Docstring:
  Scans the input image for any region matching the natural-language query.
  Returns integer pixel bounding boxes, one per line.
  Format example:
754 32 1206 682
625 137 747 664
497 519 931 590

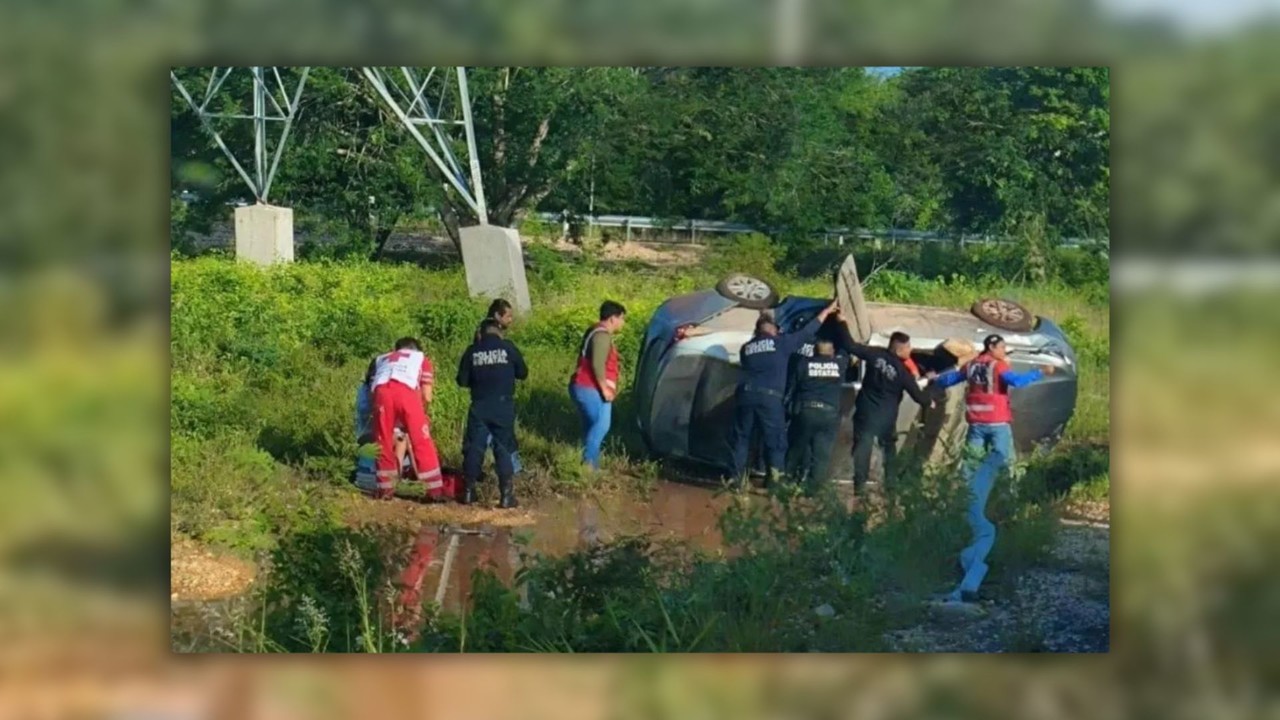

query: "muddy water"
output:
171 482 732 649
411 482 730 613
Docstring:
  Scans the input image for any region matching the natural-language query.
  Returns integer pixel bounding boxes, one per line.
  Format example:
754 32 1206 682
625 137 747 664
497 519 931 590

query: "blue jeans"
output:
956 422 1014 596
569 383 612 470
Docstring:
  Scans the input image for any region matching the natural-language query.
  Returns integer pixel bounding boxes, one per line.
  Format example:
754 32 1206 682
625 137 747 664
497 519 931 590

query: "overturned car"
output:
633 258 1078 481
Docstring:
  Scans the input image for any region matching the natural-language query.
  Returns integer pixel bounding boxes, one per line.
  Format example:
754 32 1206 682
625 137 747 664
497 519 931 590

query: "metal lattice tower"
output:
361 67 488 224
170 66 488 224
170 67 311 203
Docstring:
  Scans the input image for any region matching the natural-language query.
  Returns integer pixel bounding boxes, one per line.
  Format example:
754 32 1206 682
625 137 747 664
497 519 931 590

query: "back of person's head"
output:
488 298 513 319
599 300 627 322
983 334 1004 352
755 313 778 336
479 318 503 337
815 340 835 357
394 337 421 351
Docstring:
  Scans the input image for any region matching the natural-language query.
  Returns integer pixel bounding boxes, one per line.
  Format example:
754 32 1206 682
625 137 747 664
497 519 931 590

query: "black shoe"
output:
498 477 518 509
461 480 477 505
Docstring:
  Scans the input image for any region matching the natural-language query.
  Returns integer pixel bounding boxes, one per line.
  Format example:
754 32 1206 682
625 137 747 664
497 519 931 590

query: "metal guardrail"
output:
529 212 1102 248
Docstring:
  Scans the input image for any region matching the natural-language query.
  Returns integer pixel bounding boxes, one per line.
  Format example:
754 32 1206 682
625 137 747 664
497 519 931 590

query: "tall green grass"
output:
171 238 1108 554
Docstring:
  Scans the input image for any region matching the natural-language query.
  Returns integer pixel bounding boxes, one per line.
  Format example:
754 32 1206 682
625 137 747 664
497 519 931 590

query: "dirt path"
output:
885 517 1111 652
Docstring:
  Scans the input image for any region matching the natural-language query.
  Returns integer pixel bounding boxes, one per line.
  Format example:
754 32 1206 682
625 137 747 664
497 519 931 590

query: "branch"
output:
861 256 895 287
526 117 551 170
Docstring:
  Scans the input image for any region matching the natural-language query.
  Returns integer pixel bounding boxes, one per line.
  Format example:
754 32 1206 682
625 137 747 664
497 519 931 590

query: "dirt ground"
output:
885 517 1111 652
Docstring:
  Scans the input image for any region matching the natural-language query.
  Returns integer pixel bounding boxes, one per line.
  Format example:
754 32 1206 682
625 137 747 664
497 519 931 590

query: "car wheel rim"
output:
980 299 1026 326
726 276 771 301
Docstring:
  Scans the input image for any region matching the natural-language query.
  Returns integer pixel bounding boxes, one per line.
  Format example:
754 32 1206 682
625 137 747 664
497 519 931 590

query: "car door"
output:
834 254 873 343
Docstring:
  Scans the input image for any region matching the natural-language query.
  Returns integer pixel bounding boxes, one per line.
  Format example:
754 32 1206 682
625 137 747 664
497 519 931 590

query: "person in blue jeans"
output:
568 301 627 470
930 334 1056 602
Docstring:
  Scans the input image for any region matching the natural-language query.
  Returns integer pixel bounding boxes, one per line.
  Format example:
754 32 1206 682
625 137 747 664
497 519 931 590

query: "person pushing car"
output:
785 339 851 494
847 331 935 495
728 300 838 488
457 318 528 508
928 333 1055 604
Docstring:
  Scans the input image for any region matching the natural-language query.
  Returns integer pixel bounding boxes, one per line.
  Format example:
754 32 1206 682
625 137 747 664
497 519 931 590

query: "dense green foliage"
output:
172 67 1109 254
171 239 1107 569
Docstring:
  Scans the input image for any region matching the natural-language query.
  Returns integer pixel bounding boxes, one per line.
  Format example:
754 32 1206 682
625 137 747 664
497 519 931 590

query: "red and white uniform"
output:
370 349 443 498
570 323 620 397
964 353 1014 425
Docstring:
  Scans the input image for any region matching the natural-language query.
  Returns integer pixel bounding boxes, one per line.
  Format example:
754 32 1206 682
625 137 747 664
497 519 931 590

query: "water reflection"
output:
416 482 729 613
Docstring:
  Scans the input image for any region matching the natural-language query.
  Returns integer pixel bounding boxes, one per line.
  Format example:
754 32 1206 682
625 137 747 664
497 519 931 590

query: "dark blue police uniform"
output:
456 333 528 507
785 352 851 491
729 317 823 482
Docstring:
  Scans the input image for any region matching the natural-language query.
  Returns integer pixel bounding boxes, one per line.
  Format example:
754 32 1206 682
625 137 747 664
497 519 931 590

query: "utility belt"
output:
741 384 784 399
798 399 838 412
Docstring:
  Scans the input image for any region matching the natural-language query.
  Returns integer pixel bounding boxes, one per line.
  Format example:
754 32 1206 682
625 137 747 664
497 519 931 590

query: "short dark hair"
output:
755 314 777 334
394 337 421 351
889 331 911 346
600 300 627 321
479 318 503 336
487 298 513 318
984 334 1005 351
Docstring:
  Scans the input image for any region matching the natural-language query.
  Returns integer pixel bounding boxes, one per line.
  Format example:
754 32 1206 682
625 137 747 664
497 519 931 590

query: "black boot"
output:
498 476 518 509
461 478 478 505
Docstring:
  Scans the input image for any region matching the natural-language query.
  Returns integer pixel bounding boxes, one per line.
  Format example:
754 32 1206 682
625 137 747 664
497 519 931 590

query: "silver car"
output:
633 258 1078 481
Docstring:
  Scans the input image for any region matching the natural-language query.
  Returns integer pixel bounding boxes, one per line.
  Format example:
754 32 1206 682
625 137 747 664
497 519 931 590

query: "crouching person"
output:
370 338 444 499
457 319 528 508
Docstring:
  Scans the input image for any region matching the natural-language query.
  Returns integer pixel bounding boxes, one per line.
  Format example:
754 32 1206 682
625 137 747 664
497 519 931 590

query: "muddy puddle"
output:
171 481 731 649
406 481 730 613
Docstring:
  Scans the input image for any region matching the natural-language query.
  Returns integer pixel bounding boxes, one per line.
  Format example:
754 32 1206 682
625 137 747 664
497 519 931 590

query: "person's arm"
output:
931 368 966 389
900 362 932 406
589 332 616 400
829 318 861 355
510 342 529 381
999 366 1053 388
456 347 473 388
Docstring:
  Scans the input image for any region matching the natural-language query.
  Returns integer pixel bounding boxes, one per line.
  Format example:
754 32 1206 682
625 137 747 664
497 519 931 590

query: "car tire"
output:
715 273 779 309
971 297 1035 333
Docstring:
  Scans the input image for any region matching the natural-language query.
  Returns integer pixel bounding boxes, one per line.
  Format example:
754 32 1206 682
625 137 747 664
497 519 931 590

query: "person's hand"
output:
1040 364 1056 375
925 370 938 380
602 388 617 403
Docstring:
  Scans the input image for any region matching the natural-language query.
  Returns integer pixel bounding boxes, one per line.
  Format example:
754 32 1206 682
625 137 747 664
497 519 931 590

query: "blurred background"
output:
4 0 1280 716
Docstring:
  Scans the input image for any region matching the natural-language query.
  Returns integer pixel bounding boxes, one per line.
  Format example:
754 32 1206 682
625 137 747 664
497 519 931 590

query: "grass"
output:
170 235 1109 651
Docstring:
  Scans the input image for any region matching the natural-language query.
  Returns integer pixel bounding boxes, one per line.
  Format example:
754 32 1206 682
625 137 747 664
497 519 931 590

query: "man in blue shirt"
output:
930 334 1056 602
729 301 838 487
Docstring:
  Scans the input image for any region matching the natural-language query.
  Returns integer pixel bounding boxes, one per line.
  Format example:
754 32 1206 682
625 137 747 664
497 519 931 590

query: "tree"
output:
435 67 647 249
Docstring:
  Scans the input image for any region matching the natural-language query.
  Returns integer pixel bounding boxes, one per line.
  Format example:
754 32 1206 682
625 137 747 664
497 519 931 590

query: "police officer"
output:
456 319 529 508
729 301 838 487
785 311 862 459
468 298 523 476
785 340 851 494
848 331 934 495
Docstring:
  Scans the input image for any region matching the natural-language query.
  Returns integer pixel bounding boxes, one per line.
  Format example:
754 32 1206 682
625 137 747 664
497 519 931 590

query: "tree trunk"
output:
371 212 401 260
439 200 463 254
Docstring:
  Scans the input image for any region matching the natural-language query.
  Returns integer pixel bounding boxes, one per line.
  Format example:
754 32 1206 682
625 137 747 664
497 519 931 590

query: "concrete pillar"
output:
233 203 294 265
458 224 532 314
